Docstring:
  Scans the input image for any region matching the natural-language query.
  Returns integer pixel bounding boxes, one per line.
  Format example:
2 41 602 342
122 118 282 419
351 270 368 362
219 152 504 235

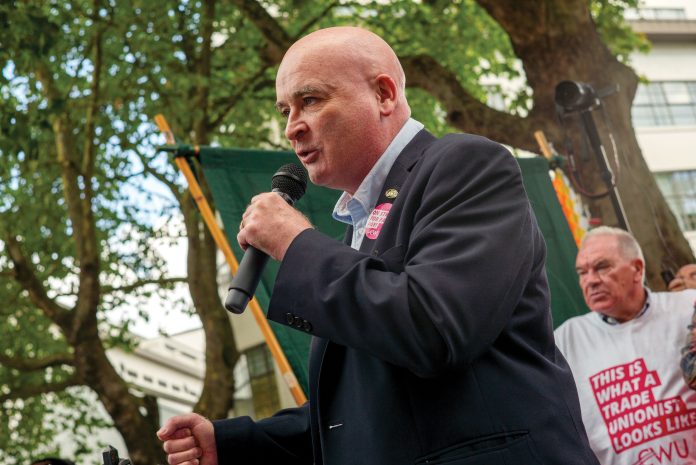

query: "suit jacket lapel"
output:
358 129 436 254
309 130 436 394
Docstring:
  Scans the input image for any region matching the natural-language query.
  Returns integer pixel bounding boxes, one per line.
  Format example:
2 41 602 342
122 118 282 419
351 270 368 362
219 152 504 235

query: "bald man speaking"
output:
158 27 599 465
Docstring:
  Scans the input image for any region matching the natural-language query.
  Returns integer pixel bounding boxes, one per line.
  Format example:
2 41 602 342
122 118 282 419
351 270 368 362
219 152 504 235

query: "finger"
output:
157 414 200 439
237 230 249 251
163 435 198 454
169 428 192 440
241 208 253 225
158 425 188 441
170 460 198 465
166 447 202 465
166 457 199 465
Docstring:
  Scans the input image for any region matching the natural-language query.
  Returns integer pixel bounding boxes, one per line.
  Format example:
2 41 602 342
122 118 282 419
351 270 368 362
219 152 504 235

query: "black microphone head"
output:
272 163 308 203
555 80 599 113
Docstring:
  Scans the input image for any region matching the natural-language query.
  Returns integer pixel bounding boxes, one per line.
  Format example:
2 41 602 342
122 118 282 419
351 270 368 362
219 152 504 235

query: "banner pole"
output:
155 114 307 406
534 130 585 246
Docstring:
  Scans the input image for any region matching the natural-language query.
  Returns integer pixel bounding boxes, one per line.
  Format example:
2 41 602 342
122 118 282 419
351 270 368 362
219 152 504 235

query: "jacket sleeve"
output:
268 135 545 378
213 403 312 465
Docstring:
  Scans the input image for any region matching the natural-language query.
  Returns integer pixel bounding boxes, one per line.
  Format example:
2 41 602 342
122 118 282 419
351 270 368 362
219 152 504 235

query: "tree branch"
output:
294 1 341 37
0 352 74 372
4 235 72 329
140 157 183 201
68 0 104 343
208 66 271 130
401 54 552 150
82 6 104 180
0 377 80 403
229 0 294 62
35 58 101 340
101 277 188 295
228 1 555 150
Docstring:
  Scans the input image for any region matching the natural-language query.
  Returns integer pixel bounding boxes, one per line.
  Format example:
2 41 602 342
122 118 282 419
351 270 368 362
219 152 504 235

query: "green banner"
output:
198 147 588 395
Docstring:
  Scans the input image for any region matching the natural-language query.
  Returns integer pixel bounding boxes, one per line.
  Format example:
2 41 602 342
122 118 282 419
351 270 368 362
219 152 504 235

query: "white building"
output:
627 0 696 250
83 319 295 461
108 329 205 422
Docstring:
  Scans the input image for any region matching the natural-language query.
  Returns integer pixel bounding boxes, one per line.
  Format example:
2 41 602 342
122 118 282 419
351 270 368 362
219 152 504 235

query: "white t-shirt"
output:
555 290 696 465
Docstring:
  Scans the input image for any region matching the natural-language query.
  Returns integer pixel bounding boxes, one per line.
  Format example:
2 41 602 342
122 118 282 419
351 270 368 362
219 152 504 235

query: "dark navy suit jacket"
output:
214 131 599 465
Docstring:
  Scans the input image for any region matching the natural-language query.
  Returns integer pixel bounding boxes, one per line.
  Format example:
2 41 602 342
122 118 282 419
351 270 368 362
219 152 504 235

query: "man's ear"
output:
375 74 398 116
632 258 645 283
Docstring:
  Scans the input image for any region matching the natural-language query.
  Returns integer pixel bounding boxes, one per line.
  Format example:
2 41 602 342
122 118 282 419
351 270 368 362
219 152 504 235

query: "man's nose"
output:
285 115 307 141
580 270 601 287
586 271 603 285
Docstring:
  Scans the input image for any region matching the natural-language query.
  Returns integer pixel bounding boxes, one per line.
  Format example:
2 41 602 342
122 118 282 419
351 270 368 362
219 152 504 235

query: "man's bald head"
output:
279 27 407 100
275 27 412 194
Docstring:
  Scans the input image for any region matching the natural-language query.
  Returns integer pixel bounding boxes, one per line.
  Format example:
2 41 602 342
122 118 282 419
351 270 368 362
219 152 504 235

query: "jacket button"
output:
302 320 312 332
285 313 295 325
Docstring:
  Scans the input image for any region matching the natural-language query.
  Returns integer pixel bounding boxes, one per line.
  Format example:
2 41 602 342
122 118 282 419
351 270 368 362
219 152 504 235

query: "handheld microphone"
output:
225 163 308 314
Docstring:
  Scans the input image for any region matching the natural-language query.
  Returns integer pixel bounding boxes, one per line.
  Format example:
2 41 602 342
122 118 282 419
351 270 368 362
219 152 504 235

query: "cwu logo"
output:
631 439 690 465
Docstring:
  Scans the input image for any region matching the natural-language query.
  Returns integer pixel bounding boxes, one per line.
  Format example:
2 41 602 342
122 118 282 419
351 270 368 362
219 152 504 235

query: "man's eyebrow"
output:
276 86 320 111
293 85 325 98
275 84 336 111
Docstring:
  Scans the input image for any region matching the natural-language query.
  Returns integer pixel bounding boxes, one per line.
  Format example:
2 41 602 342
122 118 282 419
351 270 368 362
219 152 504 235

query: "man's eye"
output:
303 97 316 105
596 264 612 274
280 108 290 118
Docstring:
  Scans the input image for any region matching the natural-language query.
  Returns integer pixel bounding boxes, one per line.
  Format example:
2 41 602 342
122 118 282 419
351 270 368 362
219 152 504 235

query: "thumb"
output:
157 413 201 440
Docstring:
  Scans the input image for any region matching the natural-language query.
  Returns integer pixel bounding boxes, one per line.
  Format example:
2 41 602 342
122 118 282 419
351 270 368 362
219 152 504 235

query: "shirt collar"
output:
333 118 424 224
598 288 652 325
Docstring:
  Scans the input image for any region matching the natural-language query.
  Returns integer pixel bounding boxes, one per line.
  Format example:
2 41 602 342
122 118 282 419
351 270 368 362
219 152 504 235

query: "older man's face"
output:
275 45 385 195
668 264 696 292
575 235 644 321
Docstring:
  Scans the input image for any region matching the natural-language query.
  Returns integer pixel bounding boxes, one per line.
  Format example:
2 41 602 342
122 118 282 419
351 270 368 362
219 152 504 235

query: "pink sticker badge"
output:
365 203 392 240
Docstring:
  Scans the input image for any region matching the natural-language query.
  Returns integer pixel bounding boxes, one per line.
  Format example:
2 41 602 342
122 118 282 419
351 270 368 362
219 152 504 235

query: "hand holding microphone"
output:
226 164 309 314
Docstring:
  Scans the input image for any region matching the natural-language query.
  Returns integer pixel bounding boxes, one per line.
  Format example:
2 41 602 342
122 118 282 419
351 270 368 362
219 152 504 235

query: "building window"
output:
245 344 280 419
632 82 696 127
655 171 696 231
625 8 687 20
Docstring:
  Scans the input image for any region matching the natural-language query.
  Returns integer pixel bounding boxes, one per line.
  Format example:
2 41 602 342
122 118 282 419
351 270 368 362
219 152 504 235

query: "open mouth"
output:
297 148 319 163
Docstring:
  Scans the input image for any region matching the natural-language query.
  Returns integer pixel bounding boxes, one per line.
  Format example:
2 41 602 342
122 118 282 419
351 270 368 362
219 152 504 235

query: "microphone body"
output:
225 164 307 314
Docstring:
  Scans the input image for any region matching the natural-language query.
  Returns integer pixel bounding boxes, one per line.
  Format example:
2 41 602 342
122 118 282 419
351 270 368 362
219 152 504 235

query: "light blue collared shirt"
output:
332 118 424 250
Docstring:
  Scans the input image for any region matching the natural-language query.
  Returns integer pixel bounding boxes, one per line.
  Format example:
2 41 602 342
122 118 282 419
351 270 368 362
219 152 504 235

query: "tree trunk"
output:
181 186 239 419
475 0 694 289
170 0 240 417
74 327 166 464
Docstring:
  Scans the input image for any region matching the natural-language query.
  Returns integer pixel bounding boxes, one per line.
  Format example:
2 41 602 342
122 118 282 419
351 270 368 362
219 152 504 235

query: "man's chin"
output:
306 171 334 190
308 173 327 188
588 300 613 313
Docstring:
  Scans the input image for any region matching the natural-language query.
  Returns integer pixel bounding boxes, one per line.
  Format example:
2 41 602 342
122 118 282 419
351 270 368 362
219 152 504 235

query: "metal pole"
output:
579 111 631 232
